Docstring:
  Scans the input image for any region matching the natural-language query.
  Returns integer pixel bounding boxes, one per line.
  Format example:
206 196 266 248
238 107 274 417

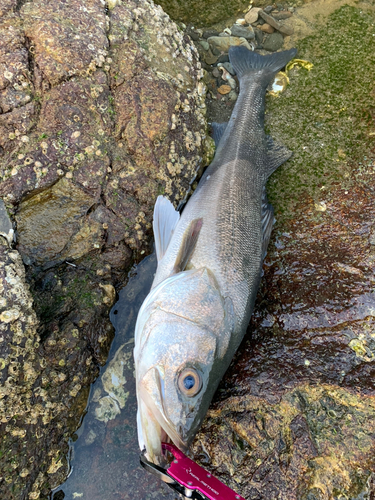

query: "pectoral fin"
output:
173 218 203 273
153 196 180 262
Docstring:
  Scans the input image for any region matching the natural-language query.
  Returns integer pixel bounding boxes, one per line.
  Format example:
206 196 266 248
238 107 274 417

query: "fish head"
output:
134 267 233 463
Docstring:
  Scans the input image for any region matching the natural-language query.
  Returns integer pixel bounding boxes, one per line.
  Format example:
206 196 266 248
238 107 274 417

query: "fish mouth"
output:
138 371 187 464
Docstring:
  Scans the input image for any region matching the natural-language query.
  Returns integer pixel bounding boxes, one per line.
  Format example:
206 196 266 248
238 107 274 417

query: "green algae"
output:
266 5 375 220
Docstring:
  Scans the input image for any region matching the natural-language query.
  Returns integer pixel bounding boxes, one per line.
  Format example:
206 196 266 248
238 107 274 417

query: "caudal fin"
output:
229 46 297 84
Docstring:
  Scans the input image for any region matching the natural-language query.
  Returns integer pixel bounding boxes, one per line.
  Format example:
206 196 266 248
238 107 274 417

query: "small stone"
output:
208 36 252 53
245 7 261 24
71 131 81 139
188 30 200 41
261 23 275 34
230 24 255 40
263 32 284 51
212 67 221 78
217 54 229 63
314 201 327 212
236 19 247 25
221 62 235 75
273 11 292 20
259 10 294 35
199 40 209 51
217 85 231 95
264 5 274 13
203 30 220 39
204 51 218 65
228 90 238 101
254 28 264 46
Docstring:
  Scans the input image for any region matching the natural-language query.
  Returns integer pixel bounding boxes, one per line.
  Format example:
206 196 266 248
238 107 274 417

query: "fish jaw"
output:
137 367 188 464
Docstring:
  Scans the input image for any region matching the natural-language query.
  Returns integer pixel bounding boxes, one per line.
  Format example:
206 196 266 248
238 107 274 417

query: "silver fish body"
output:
134 46 297 463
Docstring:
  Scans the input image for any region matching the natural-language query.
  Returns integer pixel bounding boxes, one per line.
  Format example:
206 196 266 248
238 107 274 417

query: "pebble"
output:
221 62 235 75
205 50 218 64
188 30 200 41
259 11 294 36
203 30 220 39
261 23 275 34
273 11 292 20
217 54 229 63
212 67 221 78
230 24 255 40
199 40 210 51
208 36 252 52
235 19 247 25
245 7 261 25
263 5 274 13
263 31 284 51
254 28 264 46
218 85 231 95
228 90 238 101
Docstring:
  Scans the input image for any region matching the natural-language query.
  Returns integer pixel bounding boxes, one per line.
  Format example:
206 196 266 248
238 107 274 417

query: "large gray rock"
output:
0 0 208 498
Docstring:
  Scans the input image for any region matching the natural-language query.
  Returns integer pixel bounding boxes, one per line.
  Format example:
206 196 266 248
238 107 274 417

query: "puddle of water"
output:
51 254 178 500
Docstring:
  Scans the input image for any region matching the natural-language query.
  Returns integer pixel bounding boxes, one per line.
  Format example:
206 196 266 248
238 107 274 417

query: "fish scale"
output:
134 45 297 467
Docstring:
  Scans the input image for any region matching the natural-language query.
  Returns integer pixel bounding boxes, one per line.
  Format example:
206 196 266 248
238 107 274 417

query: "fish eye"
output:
178 368 202 397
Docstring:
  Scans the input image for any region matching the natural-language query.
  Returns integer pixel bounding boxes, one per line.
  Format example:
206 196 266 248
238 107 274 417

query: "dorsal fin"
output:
212 122 228 147
153 195 180 262
265 135 293 178
173 218 203 274
261 187 275 258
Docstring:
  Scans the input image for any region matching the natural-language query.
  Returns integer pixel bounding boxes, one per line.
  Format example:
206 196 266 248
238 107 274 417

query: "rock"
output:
273 11 293 20
261 23 275 33
212 67 221 78
203 29 220 39
217 84 231 95
0 0 209 498
187 30 200 41
220 62 236 75
199 40 210 51
228 90 238 101
230 24 255 40
208 35 252 52
254 28 264 46
245 7 261 25
259 10 294 35
217 53 230 63
204 50 218 64
263 5 274 13
263 31 284 51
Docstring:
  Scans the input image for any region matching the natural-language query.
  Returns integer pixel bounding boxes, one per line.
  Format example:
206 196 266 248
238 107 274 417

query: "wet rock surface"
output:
0 0 207 498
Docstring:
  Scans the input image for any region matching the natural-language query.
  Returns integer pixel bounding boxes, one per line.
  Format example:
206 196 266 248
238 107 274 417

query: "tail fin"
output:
229 46 297 84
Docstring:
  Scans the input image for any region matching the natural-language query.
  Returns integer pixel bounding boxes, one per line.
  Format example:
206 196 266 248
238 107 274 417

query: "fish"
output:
134 45 297 463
